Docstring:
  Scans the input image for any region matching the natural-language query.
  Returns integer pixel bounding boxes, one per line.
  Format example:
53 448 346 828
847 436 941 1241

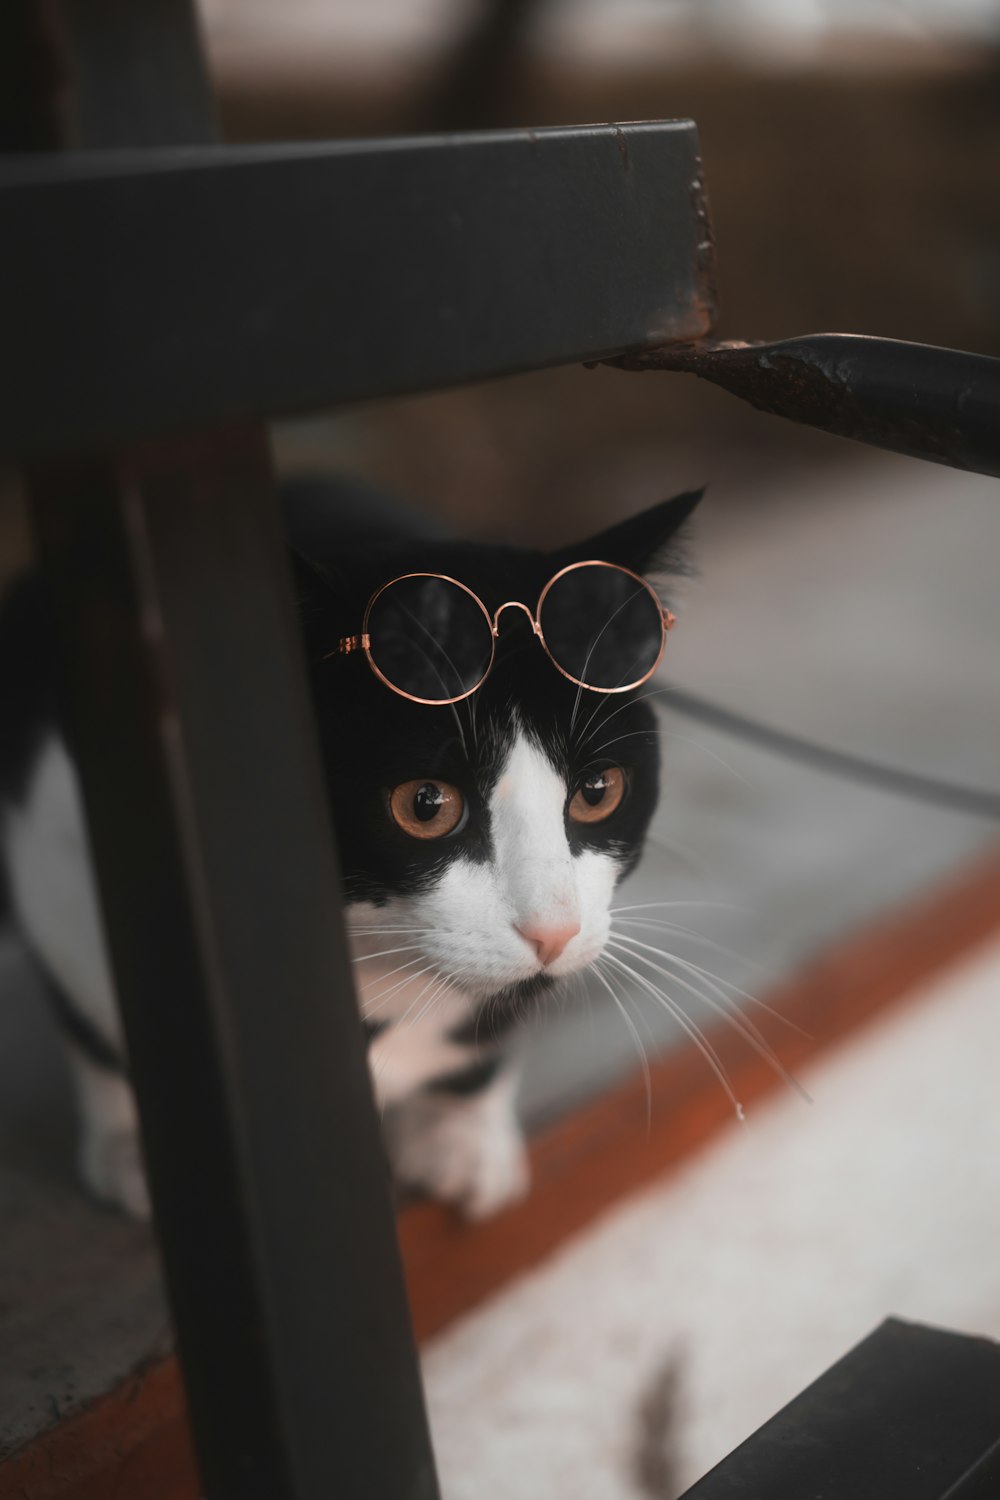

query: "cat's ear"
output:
558 489 704 577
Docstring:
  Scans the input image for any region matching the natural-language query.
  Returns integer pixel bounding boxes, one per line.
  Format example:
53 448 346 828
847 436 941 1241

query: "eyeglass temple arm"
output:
325 633 371 660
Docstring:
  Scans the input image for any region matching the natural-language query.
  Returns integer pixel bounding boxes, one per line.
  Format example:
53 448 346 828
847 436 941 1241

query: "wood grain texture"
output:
3 842 999 1498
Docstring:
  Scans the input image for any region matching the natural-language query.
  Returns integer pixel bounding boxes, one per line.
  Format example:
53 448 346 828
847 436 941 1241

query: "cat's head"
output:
294 489 701 1018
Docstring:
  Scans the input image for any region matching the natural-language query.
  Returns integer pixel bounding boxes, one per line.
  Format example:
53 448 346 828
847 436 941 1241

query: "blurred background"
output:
2 2 1000 1495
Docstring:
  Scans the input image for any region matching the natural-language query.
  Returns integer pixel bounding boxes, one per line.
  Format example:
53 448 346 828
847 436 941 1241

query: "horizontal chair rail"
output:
0 123 714 458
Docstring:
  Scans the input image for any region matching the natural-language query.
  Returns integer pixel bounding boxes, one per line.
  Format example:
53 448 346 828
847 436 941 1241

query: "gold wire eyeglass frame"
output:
328 564 680 708
327 560 677 707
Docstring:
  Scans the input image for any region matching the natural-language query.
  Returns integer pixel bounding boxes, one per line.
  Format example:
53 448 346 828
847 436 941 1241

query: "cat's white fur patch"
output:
387 1066 528 1220
349 731 617 998
70 1047 151 1219
366 984 474 1107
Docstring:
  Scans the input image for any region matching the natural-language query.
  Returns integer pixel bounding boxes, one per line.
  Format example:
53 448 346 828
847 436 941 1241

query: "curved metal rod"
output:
607 334 1000 479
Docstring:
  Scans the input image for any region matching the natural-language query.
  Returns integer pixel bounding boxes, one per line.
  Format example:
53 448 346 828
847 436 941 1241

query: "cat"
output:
0 479 700 1220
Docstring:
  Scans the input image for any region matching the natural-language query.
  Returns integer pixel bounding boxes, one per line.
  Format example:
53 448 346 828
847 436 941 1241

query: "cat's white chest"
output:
352 948 477 1106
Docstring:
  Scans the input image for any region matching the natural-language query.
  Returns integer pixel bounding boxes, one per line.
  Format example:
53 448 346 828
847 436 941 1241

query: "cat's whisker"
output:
362 961 439 1016
600 948 746 1123
655 723 753 787
388 970 443 1031
607 934 810 1100
390 598 472 760
448 701 469 763
611 914 724 942
368 971 460 1120
395 963 460 1032
403 968 463 1036
574 682 679 757
466 684 480 755
643 834 706 878
591 956 652 1131
368 969 452 1067
362 975 436 1022
616 964 661 1087
583 727 660 759
611 912 803 1032
611 920 809 1039
467 994 493 1049
569 616 665 754
607 933 782 1058
606 936 763 1058
348 933 434 941
566 585 650 742
346 925 436 934
610 899 744 916
612 915 771 982
412 971 455 1026
573 671 648 752
568 672 587 742
356 951 428 988
568 631 647 746
351 943 426 965
483 995 508 1047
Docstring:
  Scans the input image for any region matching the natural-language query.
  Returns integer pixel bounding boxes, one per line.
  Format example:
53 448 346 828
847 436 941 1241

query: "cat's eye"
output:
568 767 626 824
389 779 466 840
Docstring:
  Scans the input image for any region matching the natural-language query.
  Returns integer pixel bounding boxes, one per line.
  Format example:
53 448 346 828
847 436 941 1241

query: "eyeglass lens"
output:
366 575 494 703
539 565 664 690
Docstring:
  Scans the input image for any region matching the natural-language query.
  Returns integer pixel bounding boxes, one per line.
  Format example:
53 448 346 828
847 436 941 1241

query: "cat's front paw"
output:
391 1093 530 1221
80 1127 151 1220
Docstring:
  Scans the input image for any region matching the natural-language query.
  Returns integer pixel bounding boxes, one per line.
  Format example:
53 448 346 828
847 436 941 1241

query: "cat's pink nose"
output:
516 920 581 967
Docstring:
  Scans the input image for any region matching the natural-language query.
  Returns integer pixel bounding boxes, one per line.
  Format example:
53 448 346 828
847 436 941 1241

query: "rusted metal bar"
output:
608 334 1000 478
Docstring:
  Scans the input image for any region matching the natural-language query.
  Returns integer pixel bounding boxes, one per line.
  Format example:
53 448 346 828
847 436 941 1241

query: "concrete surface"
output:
423 928 1000 1498
0 943 169 1459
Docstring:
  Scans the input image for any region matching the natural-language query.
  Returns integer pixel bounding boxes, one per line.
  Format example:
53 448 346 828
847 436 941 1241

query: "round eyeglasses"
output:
328 560 676 707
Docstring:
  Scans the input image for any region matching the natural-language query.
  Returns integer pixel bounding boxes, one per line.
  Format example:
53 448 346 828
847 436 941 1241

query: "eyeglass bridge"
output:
491 600 542 637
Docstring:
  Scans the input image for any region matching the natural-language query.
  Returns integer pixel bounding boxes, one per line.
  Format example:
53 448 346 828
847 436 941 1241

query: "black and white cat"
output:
0 481 699 1220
